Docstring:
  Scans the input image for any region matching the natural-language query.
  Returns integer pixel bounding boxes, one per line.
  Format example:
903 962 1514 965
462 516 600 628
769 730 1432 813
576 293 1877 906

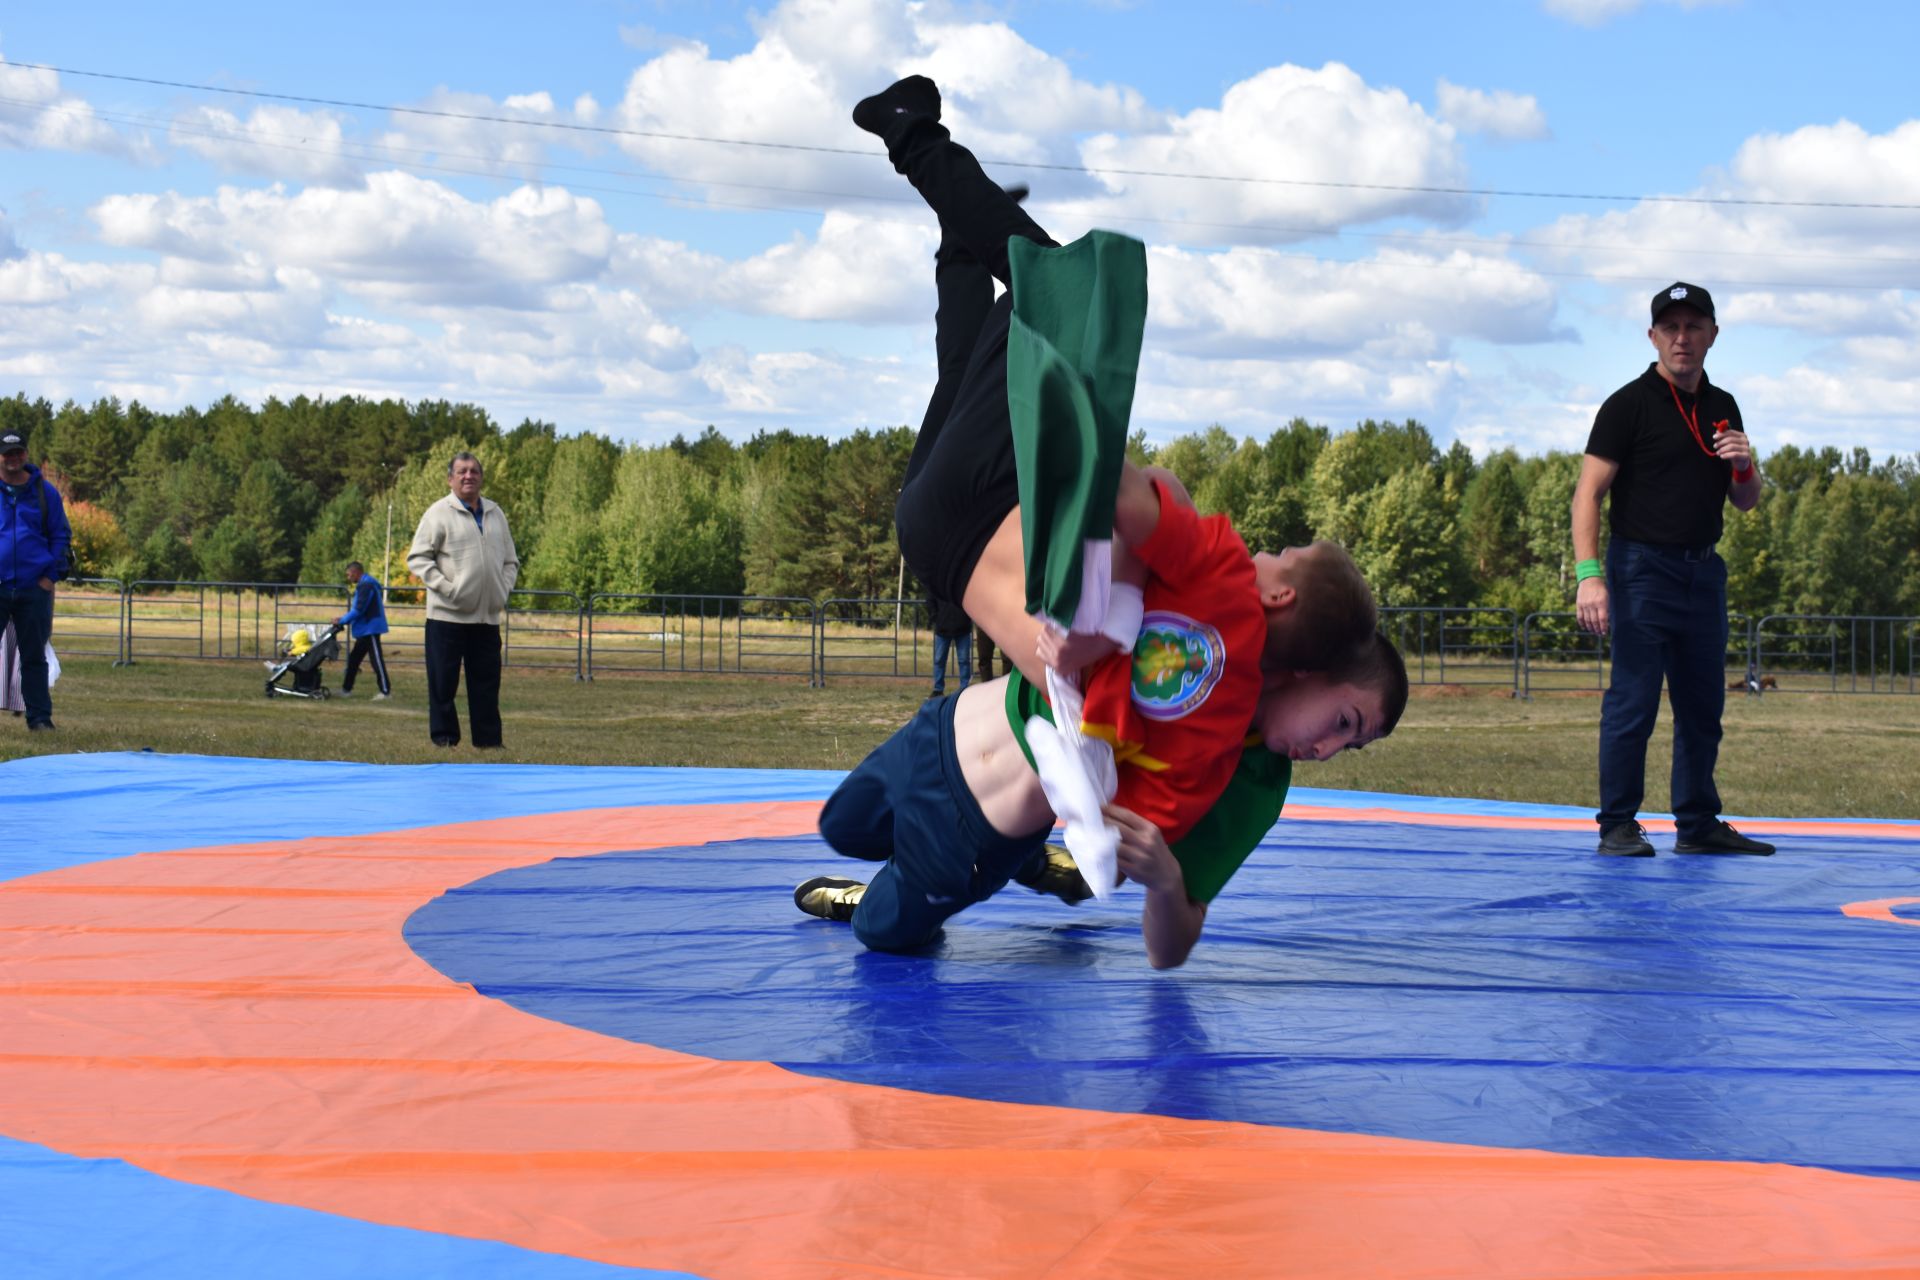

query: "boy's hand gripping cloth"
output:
1006 230 1148 635
1025 666 1120 902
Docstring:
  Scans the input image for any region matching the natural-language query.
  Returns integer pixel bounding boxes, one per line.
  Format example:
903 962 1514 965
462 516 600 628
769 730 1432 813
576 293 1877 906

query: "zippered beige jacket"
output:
406 493 520 624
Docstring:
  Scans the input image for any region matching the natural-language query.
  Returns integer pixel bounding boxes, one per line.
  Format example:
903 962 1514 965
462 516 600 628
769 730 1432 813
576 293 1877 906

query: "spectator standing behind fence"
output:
929 596 972 696
407 452 518 749
334 560 392 701
1572 282 1772 859
0 427 70 733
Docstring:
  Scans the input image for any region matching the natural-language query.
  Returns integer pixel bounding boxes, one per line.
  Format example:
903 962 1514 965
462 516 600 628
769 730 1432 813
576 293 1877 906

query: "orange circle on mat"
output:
3 800 1920 1278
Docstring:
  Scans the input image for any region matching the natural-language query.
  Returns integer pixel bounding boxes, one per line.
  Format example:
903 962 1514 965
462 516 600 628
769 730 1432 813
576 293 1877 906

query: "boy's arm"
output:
1106 803 1206 969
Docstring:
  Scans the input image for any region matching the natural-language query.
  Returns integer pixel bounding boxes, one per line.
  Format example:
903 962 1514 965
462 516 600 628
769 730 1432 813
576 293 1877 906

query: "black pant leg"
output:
903 242 997 489
887 118 1056 284
342 635 368 691
423 619 463 745
366 634 391 696
463 623 504 748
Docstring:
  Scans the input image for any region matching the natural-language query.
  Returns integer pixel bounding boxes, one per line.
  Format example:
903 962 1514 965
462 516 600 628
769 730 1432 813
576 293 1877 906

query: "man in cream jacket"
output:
407 451 519 748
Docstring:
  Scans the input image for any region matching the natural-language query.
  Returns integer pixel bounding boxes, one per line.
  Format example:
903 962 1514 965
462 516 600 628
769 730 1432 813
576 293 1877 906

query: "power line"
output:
10 93 1920 289
15 60 1920 212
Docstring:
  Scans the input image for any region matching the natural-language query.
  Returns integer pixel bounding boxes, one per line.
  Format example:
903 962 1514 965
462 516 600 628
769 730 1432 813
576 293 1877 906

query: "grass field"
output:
6 657 1917 821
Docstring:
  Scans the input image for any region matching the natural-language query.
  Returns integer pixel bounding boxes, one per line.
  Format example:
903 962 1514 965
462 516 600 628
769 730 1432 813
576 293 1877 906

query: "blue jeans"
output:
1597 539 1728 839
817 692 1047 951
930 632 971 695
0 585 55 726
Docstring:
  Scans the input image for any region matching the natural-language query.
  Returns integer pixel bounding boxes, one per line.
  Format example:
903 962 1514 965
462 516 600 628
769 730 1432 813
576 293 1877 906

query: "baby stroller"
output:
265 623 343 700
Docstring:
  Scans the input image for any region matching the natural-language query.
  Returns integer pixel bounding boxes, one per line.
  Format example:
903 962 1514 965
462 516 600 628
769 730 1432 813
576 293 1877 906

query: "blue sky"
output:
3 0 1917 457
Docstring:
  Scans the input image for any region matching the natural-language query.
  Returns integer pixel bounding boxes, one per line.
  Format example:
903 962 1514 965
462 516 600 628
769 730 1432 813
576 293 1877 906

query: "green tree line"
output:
4 392 1916 620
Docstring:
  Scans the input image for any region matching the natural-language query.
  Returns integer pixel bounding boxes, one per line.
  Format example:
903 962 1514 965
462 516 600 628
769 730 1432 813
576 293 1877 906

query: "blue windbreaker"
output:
0 464 72 589
337 573 390 637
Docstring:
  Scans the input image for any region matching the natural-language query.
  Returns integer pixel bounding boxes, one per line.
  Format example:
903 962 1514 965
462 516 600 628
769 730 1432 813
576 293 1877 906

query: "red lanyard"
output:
1666 379 1723 460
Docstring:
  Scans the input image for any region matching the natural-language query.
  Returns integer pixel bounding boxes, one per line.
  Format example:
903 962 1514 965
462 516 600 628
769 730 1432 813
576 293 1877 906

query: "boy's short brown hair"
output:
1266 540 1378 671
1325 629 1409 738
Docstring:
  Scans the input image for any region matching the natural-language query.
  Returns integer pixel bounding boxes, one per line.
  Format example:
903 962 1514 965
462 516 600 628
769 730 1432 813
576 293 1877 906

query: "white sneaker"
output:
336 688 355 698
372 692 391 701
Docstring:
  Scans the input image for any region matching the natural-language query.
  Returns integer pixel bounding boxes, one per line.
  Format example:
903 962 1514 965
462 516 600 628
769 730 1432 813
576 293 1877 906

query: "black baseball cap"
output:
1651 281 1714 323
0 429 26 454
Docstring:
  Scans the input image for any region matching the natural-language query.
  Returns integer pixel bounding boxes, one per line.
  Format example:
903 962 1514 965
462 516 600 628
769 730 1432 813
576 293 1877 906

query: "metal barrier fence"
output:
57 578 128 664
817 598 935 688
1753 614 1919 695
1379 607 1518 688
1520 612 1755 698
586 593 817 681
46 583 1920 695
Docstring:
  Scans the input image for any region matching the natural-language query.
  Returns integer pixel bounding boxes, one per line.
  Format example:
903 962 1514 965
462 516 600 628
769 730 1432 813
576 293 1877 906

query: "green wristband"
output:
1575 558 1604 582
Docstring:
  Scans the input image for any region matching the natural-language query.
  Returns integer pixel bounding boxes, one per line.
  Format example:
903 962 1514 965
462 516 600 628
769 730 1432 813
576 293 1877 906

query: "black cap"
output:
0 429 26 454
1651 281 1714 323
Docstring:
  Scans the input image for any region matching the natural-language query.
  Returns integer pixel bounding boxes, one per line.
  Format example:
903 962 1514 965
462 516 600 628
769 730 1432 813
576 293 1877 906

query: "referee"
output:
1571 282 1773 858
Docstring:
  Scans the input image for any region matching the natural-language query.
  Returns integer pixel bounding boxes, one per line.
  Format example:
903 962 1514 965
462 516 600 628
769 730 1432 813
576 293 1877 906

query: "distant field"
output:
6 658 1917 822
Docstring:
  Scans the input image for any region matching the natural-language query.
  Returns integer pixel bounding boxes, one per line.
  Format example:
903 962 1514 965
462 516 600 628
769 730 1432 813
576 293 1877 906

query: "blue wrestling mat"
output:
3 752 1918 1278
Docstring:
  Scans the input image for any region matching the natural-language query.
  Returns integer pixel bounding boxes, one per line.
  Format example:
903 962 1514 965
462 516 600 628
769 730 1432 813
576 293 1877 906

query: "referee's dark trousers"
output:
424 618 502 748
1597 538 1727 839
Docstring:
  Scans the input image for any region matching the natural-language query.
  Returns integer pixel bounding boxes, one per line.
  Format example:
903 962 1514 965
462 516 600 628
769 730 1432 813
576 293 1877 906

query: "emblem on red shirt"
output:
1131 610 1226 721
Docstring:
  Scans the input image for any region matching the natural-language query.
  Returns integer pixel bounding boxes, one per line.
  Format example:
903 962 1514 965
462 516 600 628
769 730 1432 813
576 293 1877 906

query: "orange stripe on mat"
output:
2 800 1918 1279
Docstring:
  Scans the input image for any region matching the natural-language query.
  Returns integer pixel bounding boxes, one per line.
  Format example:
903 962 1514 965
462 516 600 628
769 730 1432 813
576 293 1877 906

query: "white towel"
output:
1024 665 1120 902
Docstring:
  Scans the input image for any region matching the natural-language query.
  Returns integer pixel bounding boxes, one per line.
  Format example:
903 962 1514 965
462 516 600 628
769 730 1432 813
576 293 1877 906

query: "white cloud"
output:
0 60 153 160
610 0 1154 207
1072 64 1472 241
1542 0 1735 27
1144 240 1561 360
377 88 603 180
1535 119 1920 304
169 105 363 187
93 173 615 308
1436 79 1549 142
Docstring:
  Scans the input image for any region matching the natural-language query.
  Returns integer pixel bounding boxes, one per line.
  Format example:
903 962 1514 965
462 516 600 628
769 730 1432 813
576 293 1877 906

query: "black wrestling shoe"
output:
794 876 866 922
852 75 941 136
1013 845 1094 905
1597 821 1655 857
1674 822 1775 856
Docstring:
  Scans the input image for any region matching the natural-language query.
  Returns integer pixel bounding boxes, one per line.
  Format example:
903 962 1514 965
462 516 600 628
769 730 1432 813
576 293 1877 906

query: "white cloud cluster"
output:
168 105 363 187
1436 79 1549 142
377 88 605 181
0 60 151 160
1073 63 1472 240
1542 0 1733 27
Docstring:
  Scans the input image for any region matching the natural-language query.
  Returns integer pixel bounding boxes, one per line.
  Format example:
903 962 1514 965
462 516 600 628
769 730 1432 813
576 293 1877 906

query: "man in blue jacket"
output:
0 427 71 731
335 560 391 699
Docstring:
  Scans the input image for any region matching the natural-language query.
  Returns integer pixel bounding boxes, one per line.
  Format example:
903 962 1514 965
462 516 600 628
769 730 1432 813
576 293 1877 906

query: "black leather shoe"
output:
1674 822 1775 856
1597 821 1655 857
851 75 941 136
27 719 55 733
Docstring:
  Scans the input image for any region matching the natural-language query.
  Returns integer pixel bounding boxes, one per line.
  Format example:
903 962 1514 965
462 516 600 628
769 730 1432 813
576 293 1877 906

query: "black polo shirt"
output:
1585 362 1742 548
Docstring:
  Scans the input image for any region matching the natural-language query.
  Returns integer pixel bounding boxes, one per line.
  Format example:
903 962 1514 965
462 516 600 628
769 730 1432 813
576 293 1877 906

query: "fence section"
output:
1379 607 1518 688
1752 614 1919 695
817 598 935 686
587 594 817 682
56 578 127 664
51 583 1920 697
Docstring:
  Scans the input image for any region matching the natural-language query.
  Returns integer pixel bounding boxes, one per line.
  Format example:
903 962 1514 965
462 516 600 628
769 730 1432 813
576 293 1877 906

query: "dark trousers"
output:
889 115 1061 606
342 633 390 696
930 632 971 695
819 693 1047 951
0 585 54 727
1597 539 1728 839
424 619 502 747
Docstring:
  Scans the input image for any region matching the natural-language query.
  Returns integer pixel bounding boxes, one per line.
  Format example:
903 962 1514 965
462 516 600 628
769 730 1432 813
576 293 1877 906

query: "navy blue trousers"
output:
818 692 1047 951
0 585 55 727
1597 539 1728 839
